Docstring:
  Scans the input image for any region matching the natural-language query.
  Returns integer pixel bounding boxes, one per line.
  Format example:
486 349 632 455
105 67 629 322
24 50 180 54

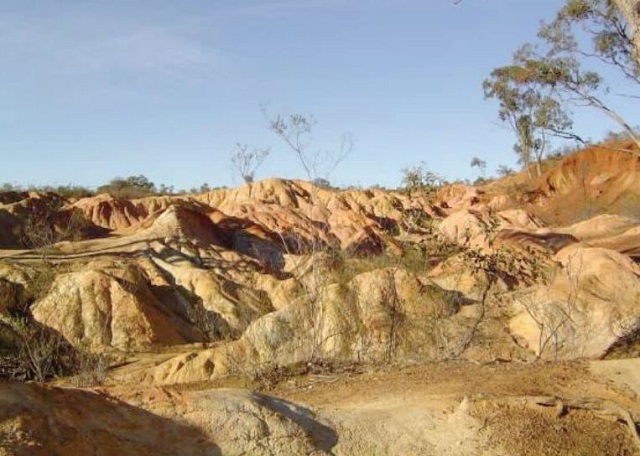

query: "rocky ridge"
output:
0 145 639 454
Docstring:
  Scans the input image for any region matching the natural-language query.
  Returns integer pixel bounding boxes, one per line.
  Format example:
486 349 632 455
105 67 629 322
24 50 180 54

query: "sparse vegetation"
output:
496 164 516 177
96 174 157 199
230 143 270 185
470 157 487 178
1 315 76 382
1 3 640 453
400 161 446 196
483 56 575 177
263 109 354 366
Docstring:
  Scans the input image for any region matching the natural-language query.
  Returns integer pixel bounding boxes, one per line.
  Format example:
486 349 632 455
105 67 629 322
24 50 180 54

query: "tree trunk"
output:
612 0 640 68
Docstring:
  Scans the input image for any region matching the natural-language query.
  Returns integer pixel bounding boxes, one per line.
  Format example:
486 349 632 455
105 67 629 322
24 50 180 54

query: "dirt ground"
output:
136 358 639 455
10 350 640 455
261 360 640 455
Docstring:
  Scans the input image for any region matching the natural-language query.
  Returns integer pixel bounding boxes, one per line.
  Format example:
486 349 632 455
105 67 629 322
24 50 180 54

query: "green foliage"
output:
96 175 157 199
0 183 94 198
312 178 333 189
484 0 640 175
473 176 493 186
400 162 446 195
496 164 516 177
483 53 574 177
34 185 93 199
470 157 487 176
514 0 640 147
602 126 640 142
157 183 175 195
540 0 640 82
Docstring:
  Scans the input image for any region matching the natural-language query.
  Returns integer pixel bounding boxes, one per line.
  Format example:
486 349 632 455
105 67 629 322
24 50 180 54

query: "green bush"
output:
96 175 157 199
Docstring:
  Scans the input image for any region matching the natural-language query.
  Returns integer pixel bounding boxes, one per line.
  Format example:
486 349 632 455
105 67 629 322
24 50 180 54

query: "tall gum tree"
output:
455 0 640 68
613 0 640 65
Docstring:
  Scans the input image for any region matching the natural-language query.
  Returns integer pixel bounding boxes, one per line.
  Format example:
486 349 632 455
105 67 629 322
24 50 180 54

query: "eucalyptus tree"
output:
465 0 640 150
540 0 640 83
610 0 640 66
470 157 487 177
483 60 573 177
506 43 640 150
455 0 640 64
535 0 640 147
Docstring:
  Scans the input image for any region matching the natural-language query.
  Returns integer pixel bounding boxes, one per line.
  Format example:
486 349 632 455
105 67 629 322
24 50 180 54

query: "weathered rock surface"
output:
31 260 204 350
509 245 640 359
1 151 639 382
68 179 432 258
0 383 332 456
144 265 521 385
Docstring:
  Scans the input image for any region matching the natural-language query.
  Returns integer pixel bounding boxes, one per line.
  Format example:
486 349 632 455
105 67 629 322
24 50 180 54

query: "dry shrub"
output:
71 348 111 387
2 316 76 382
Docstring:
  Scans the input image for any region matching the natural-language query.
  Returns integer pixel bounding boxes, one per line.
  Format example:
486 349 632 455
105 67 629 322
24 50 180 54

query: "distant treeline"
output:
0 175 224 199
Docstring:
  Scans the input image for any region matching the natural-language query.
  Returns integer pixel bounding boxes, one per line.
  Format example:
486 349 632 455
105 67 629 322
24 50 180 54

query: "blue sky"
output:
0 0 638 190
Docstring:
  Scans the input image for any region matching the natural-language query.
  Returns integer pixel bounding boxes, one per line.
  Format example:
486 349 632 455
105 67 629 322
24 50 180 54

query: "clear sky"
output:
1 0 638 190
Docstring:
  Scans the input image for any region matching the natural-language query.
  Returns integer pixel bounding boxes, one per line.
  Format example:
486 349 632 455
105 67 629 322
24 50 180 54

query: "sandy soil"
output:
265 361 639 455
133 359 639 455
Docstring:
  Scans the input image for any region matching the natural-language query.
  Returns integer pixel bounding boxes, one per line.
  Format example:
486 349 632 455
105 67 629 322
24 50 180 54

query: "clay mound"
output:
1 381 337 456
72 180 412 257
541 141 640 195
146 267 509 386
31 259 205 349
438 208 546 249
140 388 330 455
198 177 417 215
72 194 212 233
197 178 310 209
0 192 91 249
558 214 638 241
531 142 640 223
139 205 224 247
509 244 640 359
588 225 640 260
151 257 276 339
72 193 146 231
550 214 640 259
198 179 404 256
436 183 482 210
495 230 578 253
0 383 216 456
481 142 640 225
438 210 490 248
497 209 545 230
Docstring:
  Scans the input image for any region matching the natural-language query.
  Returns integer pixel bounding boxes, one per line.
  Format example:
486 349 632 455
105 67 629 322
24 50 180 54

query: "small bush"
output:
2 316 76 382
71 348 111 387
96 175 157 199
17 265 57 315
